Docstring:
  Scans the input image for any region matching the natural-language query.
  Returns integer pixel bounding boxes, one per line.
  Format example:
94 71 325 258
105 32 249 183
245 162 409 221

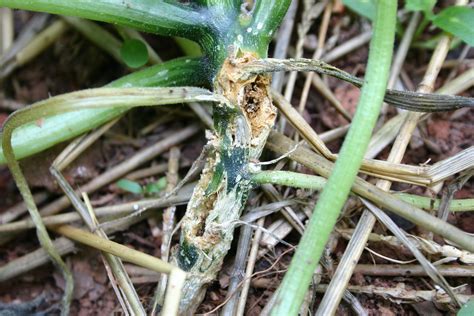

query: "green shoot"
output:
120 38 149 68
116 179 143 195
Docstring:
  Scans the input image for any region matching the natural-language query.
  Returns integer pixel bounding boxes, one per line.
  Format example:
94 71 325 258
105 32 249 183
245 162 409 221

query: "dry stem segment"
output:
219 53 277 156
244 58 474 112
173 53 276 312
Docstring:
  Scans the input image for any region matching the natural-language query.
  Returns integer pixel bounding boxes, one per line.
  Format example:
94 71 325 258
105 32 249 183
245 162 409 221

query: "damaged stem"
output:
242 58 474 112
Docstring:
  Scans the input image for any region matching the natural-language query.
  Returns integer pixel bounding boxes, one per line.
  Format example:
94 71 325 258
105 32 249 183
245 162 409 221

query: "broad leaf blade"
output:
432 6 474 46
116 179 143 194
343 0 376 21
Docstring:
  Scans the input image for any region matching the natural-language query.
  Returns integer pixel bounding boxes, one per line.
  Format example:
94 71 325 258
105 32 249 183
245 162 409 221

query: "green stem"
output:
413 16 431 42
62 17 124 65
0 0 208 40
253 170 326 191
395 193 474 212
252 171 474 212
201 0 291 67
0 57 207 164
246 0 292 54
271 2 397 314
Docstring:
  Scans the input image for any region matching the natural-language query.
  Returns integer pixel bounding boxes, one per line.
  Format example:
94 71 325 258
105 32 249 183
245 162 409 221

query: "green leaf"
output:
405 0 436 16
432 6 474 46
120 39 149 68
116 179 143 194
144 177 167 194
0 0 208 41
0 57 207 165
458 300 474 316
343 0 376 21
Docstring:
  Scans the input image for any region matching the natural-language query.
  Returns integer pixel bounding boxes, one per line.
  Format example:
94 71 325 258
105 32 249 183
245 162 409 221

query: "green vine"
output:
271 1 398 314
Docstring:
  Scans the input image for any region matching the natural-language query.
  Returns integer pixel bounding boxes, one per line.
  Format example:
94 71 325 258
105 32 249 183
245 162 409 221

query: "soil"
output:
0 6 473 316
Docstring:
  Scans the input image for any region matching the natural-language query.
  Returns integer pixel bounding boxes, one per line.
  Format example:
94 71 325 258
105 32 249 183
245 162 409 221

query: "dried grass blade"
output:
362 198 462 307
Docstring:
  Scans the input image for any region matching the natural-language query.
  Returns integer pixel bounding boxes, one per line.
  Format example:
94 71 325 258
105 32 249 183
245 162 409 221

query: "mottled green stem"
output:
271 2 397 314
0 2 295 313
169 1 291 312
243 0 293 55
